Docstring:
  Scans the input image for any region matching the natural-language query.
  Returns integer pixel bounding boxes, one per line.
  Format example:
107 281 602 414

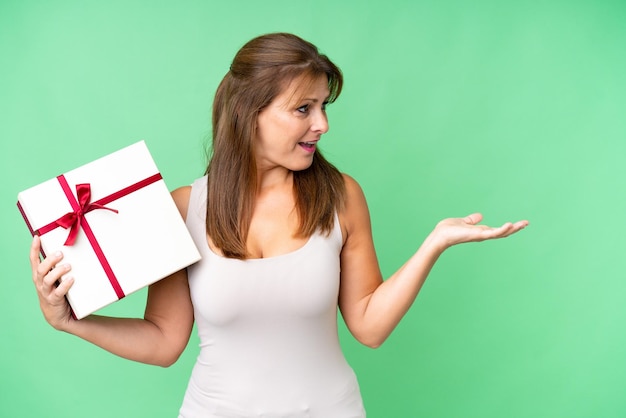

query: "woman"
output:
30 33 528 417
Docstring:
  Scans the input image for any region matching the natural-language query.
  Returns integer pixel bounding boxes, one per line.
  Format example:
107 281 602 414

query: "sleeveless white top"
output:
178 176 365 418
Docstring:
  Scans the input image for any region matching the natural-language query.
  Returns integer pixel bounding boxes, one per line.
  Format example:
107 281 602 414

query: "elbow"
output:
360 338 385 349
154 351 183 368
158 360 177 368
344 314 393 349
366 341 383 349
150 343 187 368
352 331 388 349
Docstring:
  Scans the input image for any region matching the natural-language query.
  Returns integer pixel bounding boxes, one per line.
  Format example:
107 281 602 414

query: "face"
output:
254 75 330 173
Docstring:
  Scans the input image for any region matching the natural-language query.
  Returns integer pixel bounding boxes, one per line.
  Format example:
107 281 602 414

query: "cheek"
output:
255 128 287 156
256 112 308 149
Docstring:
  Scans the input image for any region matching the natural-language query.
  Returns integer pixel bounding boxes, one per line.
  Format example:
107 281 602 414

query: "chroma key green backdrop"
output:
2 1 625 417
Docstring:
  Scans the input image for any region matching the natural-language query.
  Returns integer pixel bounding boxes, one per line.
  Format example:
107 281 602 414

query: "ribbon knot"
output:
54 183 118 246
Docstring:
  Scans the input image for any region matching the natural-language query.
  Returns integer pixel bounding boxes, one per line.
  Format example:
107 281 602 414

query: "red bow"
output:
54 183 118 246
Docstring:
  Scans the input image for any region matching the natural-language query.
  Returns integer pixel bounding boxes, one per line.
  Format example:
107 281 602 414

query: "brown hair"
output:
206 32 346 259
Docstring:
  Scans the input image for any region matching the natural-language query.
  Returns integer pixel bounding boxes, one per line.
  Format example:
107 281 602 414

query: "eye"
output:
297 104 310 114
322 101 329 111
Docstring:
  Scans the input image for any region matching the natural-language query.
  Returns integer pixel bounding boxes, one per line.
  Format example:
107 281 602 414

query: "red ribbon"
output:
54 183 119 246
28 172 163 301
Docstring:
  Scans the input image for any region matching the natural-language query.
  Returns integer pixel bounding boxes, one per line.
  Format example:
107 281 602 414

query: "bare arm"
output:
338 175 528 348
30 186 195 367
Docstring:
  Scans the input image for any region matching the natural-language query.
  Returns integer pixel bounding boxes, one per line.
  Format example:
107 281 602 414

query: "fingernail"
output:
55 251 62 258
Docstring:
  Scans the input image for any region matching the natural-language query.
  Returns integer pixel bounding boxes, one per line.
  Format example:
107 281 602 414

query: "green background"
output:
2 1 625 417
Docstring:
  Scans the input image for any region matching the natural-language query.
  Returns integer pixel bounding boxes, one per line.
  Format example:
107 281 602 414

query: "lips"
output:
298 141 317 152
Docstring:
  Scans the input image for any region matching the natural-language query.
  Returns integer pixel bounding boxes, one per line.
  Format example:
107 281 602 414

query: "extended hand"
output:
432 213 529 249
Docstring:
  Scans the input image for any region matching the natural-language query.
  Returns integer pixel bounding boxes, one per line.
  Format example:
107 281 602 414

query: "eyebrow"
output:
301 96 331 103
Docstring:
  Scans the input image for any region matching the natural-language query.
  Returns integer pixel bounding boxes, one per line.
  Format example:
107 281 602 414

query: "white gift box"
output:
17 141 201 319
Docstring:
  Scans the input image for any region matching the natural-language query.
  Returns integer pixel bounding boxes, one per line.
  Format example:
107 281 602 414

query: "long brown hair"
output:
206 33 346 259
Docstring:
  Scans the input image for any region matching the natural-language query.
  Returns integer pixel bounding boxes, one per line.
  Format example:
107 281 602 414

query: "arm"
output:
30 187 195 367
337 175 528 348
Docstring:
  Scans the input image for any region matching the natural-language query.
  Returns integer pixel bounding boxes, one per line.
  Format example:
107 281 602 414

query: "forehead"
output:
275 74 330 106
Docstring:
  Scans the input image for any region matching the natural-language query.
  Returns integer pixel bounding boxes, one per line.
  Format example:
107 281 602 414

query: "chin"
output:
290 160 315 172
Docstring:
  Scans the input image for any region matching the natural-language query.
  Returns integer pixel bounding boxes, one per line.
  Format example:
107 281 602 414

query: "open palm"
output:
433 213 529 248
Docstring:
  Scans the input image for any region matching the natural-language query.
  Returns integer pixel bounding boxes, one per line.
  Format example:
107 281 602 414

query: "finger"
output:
463 213 483 225
34 250 64 283
514 220 530 229
29 236 42 267
503 220 529 237
42 263 71 289
497 220 528 235
481 222 514 239
498 222 516 237
490 220 528 238
52 276 74 298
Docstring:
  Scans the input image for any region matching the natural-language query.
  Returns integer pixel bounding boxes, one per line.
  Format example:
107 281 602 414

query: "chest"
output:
189 232 342 327
245 193 307 259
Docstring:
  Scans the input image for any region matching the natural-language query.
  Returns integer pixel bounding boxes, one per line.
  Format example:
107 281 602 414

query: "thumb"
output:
463 213 483 225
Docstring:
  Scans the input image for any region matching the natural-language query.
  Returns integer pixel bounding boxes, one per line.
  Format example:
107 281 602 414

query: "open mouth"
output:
299 142 316 151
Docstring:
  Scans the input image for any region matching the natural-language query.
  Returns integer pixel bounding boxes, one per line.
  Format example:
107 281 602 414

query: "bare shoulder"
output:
341 173 363 194
339 173 371 242
341 173 368 207
171 186 192 221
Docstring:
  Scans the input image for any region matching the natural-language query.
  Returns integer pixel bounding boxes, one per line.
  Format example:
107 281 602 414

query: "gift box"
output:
17 141 201 319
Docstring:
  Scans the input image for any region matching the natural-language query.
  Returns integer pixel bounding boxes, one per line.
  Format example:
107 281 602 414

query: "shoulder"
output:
171 186 192 221
170 176 207 221
341 173 368 213
339 173 371 243
341 173 365 198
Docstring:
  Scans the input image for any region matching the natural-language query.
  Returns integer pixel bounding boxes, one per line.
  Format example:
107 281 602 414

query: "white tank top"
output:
178 176 365 418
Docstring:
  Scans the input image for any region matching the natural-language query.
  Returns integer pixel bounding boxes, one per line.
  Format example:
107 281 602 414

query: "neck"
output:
256 167 293 194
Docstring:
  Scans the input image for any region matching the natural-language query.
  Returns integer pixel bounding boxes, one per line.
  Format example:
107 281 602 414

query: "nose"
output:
311 110 329 134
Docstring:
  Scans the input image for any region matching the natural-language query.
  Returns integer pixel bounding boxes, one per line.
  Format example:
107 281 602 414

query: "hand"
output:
430 213 529 250
30 236 76 331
